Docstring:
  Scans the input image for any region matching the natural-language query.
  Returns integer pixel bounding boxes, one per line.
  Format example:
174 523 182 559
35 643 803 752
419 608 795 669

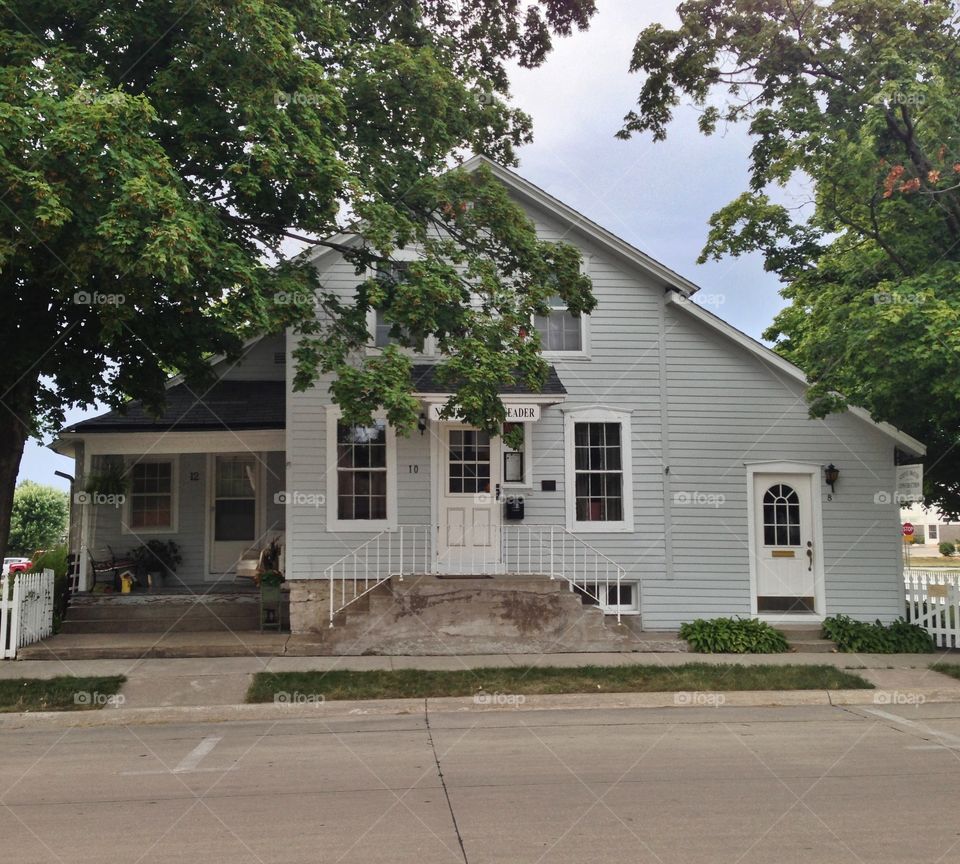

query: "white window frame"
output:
501 421 533 489
536 254 592 360
929 523 939 541
326 406 398 532
123 457 179 534
364 252 436 357
590 580 640 615
563 407 634 533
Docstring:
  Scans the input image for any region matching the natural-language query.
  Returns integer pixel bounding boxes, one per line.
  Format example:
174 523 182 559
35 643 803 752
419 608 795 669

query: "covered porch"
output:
52 380 287 597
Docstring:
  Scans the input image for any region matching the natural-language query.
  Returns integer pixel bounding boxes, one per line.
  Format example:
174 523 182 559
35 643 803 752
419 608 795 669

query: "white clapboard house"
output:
52 157 924 652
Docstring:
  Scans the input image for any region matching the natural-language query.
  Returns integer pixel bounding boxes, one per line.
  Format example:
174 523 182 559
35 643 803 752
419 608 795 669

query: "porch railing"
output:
324 524 625 626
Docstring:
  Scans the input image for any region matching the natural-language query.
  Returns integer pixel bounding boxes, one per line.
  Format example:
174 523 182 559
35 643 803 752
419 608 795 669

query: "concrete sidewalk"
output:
3 650 960 714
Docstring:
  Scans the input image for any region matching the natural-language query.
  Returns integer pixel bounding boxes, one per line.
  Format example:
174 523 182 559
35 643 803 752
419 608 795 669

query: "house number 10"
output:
408 465 419 474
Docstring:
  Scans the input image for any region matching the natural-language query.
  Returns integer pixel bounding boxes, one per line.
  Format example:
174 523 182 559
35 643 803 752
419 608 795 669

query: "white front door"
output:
210 454 261 575
753 473 817 613
437 425 502 572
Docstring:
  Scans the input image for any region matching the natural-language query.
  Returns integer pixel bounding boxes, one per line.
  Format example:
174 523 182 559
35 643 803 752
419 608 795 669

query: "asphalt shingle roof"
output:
411 364 566 396
63 381 285 433
63 364 565 434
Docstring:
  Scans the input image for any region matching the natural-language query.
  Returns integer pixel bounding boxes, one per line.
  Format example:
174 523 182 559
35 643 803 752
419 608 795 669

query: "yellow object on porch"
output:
120 571 135 594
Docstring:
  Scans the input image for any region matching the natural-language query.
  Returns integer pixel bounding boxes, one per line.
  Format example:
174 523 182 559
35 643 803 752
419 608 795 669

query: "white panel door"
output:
437 425 502 573
753 474 817 612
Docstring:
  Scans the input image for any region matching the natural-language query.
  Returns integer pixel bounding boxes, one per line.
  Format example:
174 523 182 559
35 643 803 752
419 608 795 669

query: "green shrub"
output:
821 614 933 653
939 541 956 557
679 617 789 653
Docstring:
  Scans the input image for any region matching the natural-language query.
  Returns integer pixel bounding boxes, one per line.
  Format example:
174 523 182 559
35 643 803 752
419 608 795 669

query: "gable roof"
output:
665 293 925 456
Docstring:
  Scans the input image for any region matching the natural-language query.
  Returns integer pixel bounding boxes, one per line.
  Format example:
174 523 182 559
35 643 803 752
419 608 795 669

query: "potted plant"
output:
131 540 182 590
258 570 285 630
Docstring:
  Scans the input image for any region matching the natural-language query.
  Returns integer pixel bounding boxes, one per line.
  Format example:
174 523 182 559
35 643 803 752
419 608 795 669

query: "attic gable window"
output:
534 296 584 352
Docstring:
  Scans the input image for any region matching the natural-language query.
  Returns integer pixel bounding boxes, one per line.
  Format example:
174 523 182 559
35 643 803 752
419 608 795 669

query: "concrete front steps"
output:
780 625 837 653
288 574 688 656
61 593 289 634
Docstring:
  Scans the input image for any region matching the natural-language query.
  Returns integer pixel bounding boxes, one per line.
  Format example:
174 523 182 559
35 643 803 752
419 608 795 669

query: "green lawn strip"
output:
930 663 960 681
246 663 871 703
0 676 126 713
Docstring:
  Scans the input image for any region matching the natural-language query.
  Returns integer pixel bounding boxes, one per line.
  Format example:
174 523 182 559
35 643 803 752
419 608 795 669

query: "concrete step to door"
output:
775 624 837 653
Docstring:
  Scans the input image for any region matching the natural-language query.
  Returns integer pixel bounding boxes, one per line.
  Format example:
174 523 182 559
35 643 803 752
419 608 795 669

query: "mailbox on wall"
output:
504 495 525 520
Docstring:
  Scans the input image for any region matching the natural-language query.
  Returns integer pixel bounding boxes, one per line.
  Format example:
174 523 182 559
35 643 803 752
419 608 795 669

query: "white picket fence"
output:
1 569 55 659
904 569 960 649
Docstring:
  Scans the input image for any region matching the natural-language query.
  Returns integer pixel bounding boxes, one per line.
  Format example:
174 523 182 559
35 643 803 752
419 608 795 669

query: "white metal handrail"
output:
324 523 627 627
502 525 625 623
324 525 431 627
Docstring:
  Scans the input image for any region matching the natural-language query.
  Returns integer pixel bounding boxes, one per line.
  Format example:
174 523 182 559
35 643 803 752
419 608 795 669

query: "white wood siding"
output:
284 195 907 628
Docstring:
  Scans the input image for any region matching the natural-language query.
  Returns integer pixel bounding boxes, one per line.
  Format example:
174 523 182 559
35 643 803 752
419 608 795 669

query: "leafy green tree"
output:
8 480 68 554
0 1 599 557
618 0 960 514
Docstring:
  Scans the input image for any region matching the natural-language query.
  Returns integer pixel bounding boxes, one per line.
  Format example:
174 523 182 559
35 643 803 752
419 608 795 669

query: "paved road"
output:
3 702 960 863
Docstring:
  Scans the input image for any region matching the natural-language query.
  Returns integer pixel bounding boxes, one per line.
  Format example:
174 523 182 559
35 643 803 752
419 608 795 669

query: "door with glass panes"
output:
210 454 261 575
437 425 502 572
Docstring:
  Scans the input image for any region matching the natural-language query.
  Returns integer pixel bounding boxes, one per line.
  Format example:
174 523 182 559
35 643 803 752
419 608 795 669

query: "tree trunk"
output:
0 384 33 561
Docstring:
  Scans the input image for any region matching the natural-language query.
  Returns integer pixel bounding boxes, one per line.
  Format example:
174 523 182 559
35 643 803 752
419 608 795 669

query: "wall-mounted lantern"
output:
824 464 839 493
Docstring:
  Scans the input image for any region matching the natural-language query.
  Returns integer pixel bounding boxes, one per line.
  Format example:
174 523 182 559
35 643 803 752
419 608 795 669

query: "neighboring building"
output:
52 156 925 644
900 503 960 547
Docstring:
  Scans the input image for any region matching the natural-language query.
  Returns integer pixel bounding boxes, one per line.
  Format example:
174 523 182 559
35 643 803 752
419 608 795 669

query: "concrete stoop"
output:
61 593 289 634
779 626 837 654
287 575 688 655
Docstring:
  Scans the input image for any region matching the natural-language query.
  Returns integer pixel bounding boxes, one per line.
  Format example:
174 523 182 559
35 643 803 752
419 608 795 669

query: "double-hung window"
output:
326 409 397 531
564 409 633 532
534 296 586 353
127 459 177 532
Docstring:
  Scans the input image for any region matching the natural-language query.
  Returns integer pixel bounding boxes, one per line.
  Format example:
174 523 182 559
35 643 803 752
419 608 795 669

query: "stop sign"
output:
903 522 915 537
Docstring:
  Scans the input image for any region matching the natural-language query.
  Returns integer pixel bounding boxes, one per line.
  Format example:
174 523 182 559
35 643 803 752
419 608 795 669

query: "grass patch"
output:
0 676 126 713
247 664 871 703
930 663 960 681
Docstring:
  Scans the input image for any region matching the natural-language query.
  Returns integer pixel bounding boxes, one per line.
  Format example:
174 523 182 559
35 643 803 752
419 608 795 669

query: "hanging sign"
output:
896 464 923 503
427 403 541 423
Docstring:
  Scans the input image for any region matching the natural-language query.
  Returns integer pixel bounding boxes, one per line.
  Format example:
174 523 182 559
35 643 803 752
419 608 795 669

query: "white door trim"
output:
431 421 503 573
745 461 826 620
205 453 266 580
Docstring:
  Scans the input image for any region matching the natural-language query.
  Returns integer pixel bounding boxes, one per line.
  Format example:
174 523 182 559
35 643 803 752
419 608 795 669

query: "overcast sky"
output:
22 0 787 490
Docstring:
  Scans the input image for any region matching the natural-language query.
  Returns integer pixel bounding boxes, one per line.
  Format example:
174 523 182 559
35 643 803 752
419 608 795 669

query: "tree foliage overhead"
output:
0 0 598 556
618 0 960 514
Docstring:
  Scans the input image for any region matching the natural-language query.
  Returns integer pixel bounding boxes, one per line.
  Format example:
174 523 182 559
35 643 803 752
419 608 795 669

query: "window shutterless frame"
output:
563 407 634 533
122 457 179 534
325 406 398 532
